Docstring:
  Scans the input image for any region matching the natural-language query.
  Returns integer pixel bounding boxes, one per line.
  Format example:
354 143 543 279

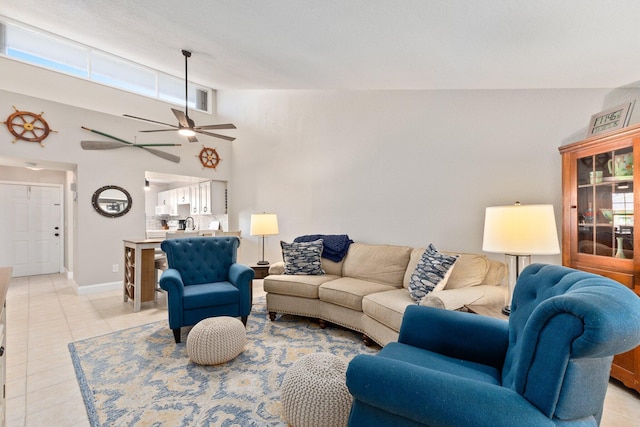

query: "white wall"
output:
1 55 632 284
220 89 614 265
0 58 234 288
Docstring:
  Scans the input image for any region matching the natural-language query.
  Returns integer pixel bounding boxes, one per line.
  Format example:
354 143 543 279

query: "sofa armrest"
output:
421 284 506 310
229 263 255 287
159 268 185 297
269 261 285 275
346 355 554 427
398 305 509 369
229 263 255 316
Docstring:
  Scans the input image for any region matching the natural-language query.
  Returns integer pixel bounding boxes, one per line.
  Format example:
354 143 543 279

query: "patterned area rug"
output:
69 300 379 426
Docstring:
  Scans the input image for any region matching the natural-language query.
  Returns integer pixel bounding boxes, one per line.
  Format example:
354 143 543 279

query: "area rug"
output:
69 299 379 426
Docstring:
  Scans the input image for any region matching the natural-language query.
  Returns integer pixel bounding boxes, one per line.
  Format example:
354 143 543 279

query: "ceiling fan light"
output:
178 128 196 137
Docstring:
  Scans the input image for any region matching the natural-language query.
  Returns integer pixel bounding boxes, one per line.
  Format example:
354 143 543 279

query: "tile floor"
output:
3 273 640 426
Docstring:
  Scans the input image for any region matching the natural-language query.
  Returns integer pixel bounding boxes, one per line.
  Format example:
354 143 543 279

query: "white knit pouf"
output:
186 317 247 365
281 352 352 427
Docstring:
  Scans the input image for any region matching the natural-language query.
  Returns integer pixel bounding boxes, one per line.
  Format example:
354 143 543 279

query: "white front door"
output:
0 183 63 277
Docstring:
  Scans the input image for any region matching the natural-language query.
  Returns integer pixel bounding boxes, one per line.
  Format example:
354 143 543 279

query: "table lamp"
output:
482 202 560 315
250 213 279 265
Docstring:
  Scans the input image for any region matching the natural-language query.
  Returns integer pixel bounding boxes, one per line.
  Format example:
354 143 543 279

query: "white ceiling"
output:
2 1 640 90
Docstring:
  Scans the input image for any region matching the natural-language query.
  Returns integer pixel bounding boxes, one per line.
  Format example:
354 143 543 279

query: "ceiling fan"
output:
123 50 236 142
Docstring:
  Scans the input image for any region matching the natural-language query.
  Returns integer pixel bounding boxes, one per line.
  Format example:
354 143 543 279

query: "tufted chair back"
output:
501 264 640 422
161 236 239 286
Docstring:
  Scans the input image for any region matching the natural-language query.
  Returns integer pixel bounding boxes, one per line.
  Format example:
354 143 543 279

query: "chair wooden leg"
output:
268 311 276 321
241 316 248 327
173 328 181 343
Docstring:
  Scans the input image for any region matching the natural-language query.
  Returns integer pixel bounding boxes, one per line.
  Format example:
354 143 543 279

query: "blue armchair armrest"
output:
159 268 185 297
228 263 255 288
398 305 509 369
347 355 556 427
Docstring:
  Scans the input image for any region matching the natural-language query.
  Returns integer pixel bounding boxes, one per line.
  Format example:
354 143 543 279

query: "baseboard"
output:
75 281 122 295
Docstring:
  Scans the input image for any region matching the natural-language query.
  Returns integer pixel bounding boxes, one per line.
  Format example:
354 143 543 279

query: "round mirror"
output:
92 185 132 218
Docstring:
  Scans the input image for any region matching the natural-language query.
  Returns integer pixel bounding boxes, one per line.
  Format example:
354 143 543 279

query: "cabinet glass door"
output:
576 147 634 258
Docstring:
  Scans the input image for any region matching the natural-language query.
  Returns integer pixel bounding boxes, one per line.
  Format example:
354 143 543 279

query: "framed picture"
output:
587 101 635 137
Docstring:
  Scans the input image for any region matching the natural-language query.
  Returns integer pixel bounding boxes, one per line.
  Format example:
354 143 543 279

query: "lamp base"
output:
501 305 511 316
257 260 269 265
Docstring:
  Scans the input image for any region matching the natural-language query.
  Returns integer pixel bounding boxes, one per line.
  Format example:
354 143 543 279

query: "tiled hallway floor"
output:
4 273 640 426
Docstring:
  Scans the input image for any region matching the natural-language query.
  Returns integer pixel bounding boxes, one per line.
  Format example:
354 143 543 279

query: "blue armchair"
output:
159 236 254 343
346 264 640 426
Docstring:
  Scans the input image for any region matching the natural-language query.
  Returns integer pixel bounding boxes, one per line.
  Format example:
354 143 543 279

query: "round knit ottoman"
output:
281 352 352 427
186 317 247 365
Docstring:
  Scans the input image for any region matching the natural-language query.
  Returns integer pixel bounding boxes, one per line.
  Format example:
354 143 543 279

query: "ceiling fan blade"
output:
195 130 236 142
139 129 180 133
123 114 178 129
195 123 237 130
81 140 128 150
171 108 190 128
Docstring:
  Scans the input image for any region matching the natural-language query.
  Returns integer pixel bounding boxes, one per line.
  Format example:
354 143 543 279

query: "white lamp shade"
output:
250 213 279 236
482 204 560 255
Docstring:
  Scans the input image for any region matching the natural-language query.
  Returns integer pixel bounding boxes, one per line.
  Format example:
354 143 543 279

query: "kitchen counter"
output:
145 230 217 239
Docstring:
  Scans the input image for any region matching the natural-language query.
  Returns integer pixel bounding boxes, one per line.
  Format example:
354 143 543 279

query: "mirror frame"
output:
91 185 132 218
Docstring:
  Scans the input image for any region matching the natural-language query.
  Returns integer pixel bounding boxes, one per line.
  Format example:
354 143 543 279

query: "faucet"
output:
185 216 195 230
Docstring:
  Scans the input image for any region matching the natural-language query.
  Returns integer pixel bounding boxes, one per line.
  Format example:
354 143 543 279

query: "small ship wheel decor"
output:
198 146 221 169
3 106 57 146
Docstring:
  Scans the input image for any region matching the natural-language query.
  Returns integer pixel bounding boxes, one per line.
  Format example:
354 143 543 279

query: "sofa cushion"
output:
404 248 490 290
319 277 397 311
362 288 414 332
183 282 240 310
281 239 325 275
342 243 412 287
408 244 459 302
443 252 490 289
264 274 340 299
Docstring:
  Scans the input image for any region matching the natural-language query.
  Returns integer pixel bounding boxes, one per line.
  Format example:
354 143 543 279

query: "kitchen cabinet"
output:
190 184 200 214
558 123 640 392
211 180 227 215
176 186 190 205
199 181 212 214
154 182 226 216
198 181 227 215
157 189 178 216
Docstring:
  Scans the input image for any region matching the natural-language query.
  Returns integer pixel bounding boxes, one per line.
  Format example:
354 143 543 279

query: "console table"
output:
123 239 163 312
465 303 508 320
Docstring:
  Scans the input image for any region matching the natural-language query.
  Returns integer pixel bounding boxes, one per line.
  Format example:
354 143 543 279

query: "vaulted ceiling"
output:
3 0 640 90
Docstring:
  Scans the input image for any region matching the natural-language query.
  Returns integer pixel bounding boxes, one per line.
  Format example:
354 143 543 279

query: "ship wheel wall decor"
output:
3 106 57 146
198 146 221 169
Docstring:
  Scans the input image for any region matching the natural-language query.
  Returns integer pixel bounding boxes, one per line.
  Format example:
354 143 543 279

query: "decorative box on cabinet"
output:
559 123 640 393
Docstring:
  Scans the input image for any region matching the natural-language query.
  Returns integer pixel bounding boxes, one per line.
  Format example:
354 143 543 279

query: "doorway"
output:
0 183 64 277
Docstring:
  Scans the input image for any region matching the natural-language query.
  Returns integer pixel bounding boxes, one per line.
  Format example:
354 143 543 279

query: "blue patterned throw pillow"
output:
281 239 326 275
408 244 459 302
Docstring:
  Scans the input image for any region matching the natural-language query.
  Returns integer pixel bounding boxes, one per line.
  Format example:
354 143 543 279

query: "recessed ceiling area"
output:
2 1 640 90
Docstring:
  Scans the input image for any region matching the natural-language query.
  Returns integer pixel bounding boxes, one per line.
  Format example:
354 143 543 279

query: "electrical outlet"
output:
112 264 119 273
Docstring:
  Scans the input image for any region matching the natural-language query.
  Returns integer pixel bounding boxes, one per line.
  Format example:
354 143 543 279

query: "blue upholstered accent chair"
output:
346 264 640 426
159 236 254 343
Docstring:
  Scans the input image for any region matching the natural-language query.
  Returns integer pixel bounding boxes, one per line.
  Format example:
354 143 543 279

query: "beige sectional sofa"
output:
264 242 507 346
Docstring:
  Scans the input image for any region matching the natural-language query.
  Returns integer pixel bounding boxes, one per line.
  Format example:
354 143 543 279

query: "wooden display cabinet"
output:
559 123 640 393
